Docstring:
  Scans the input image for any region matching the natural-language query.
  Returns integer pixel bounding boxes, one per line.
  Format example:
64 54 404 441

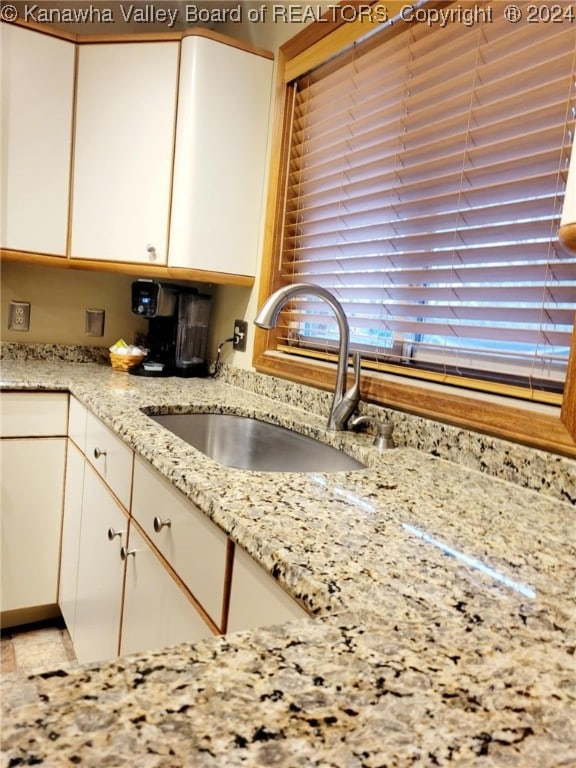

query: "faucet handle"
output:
329 351 362 430
347 351 361 399
350 415 395 450
351 351 361 385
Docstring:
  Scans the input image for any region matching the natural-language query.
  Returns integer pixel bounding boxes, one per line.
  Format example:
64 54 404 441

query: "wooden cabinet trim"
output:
253 6 576 459
254 349 576 459
3 22 269 283
0 249 255 287
8 19 274 59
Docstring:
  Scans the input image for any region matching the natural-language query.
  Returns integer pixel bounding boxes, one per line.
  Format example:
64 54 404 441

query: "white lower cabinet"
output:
0 392 68 628
0 438 66 624
56 396 308 663
0 392 69 437
228 545 309 633
59 398 133 664
72 463 128 664
120 525 214 657
61 399 221 664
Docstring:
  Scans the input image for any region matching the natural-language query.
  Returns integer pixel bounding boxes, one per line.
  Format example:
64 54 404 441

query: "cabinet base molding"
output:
1 605 61 631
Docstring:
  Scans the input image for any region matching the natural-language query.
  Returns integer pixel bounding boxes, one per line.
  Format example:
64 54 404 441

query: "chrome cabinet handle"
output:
153 516 171 533
120 546 136 561
93 447 107 459
146 244 157 261
107 527 123 541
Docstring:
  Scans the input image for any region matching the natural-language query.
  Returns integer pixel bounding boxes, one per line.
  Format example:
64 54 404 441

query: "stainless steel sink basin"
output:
149 412 366 472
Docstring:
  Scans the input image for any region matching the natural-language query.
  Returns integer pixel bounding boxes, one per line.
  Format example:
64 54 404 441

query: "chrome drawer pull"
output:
153 516 172 533
120 547 136 561
107 527 123 541
93 447 107 459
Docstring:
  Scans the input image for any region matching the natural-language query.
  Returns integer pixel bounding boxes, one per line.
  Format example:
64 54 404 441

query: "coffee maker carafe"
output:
131 279 211 377
175 290 211 375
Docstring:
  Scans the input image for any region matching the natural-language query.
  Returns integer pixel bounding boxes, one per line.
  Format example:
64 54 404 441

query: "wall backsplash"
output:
0 262 247 363
217 364 575 506
1 341 574 505
0 341 109 364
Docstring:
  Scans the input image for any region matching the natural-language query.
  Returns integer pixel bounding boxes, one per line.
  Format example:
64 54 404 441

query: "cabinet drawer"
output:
132 456 228 629
68 396 88 452
85 411 133 508
0 392 68 437
228 545 308 634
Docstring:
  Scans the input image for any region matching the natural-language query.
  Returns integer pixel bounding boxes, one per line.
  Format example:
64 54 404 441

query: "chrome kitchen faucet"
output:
254 283 361 431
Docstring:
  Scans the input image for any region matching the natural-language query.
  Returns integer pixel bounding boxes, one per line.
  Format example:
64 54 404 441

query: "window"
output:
255 0 576 456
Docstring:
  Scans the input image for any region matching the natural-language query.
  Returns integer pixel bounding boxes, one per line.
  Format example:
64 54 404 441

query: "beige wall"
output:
1 263 147 347
212 9 322 369
0 263 238 357
1 9 311 365
218 2 333 50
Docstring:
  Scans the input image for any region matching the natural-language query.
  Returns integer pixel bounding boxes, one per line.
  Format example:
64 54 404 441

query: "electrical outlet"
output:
8 301 30 332
233 319 248 352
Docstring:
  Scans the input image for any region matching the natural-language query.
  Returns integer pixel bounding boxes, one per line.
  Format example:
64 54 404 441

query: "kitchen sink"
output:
148 412 366 472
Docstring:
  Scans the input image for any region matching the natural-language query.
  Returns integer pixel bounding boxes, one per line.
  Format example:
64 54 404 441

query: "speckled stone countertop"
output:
1 360 575 767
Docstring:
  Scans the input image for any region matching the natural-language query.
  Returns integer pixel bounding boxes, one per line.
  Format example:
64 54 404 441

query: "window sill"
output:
253 348 576 459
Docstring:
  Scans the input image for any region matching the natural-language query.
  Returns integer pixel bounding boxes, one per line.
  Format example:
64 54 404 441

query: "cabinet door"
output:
132 456 228 629
71 42 179 264
72 464 127 664
227 545 308 634
0 438 66 616
0 23 74 255
120 526 214 657
169 36 273 276
58 441 85 636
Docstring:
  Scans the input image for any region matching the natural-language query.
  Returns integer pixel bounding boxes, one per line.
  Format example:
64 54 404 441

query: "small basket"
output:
110 352 146 372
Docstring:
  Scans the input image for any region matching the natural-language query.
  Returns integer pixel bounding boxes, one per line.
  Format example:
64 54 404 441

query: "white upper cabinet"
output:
1 23 74 255
168 36 273 277
70 42 179 264
3 26 272 280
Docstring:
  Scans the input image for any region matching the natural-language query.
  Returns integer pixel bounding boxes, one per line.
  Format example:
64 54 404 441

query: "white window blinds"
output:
279 0 576 396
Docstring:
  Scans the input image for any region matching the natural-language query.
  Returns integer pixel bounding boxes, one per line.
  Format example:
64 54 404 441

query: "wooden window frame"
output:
253 1 576 459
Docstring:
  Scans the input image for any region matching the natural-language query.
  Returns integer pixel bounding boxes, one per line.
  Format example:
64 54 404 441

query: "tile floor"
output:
1 618 77 677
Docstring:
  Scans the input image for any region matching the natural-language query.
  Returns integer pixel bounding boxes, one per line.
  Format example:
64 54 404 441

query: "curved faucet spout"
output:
254 283 361 430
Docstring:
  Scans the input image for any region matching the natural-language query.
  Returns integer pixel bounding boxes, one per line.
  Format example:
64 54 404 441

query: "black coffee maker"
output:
130 279 211 377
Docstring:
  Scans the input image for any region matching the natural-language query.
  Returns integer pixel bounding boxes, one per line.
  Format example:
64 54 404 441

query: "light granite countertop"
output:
1 359 575 767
